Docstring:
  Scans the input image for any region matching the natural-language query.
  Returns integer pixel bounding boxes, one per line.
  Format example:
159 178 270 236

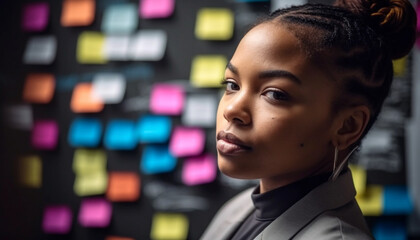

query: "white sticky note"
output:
92 73 126 104
101 3 138 34
3 104 33 130
129 30 167 61
271 0 307 11
23 35 57 64
182 94 217 127
104 35 130 61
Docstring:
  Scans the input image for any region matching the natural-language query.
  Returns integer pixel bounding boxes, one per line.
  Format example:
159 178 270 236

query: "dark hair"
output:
257 0 417 146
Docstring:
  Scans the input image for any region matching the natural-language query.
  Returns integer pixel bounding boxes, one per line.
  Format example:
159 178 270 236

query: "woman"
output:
200 0 417 239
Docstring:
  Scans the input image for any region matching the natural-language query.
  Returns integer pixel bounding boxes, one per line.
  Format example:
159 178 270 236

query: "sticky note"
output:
3 104 33 130
70 83 104 113
356 185 383 216
373 221 406 240
129 30 167 61
104 35 130 61
102 3 138 34
417 2 420 32
169 127 205 157
32 120 59 150
182 154 216 186
149 84 184 115
107 172 141 202
271 0 307 11
137 115 171 143
42 205 72 234
182 94 217 127
150 213 189 240
23 35 57 64
19 155 42 188
141 145 177 174
73 149 107 174
195 8 234 40
349 164 367 196
106 236 134 240
78 198 112 228
92 73 126 104
393 57 407 77
74 171 108 196
68 118 102 147
61 0 95 27
77 31 106 64
104 120 137 150
190 55 227 88
383 186 413 215
23 73 55 103
140 0 175 19
22 2 49 32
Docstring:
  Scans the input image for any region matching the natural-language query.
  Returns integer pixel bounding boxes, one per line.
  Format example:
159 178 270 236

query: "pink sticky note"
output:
78 198 112 228
140 0 175 19
22 2 49 32
32 120 59 150
43 205 73 234
169 127 205 157
182 154 217 186
150 84 184 115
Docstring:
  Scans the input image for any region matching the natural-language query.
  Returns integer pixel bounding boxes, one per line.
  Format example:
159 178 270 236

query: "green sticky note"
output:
150 213 189 240
19 155 42 188
74 171 108 196
190 55 227 88
195 8 234 40
73 149 107 175
77 31 107 64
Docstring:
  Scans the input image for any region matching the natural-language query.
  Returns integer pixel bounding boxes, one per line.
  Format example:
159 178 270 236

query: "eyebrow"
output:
226 62 302 85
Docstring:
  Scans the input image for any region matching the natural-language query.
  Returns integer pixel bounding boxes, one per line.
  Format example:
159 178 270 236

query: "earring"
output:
330 145 359 181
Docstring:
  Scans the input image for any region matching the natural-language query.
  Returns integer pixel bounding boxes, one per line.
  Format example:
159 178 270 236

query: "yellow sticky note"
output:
393 57 407 77
190 55 227 88
19 155 42 188
356 185 383 216
195 8 234 40
73 149 106 175
150 213 189 240
74 171 108 196
77 31 106 64
349 164 366 196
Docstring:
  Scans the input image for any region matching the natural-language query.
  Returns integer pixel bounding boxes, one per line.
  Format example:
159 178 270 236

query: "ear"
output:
332 105 370 150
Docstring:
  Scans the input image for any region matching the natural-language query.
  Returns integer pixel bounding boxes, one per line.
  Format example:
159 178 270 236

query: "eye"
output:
221 80 240 92
263 89 290 102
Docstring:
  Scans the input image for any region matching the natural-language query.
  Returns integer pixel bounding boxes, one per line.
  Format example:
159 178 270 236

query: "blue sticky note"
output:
383 186 413 215
104 120 137 150
101 3 138 34
141 145 176 174
137 115 171 143
68 118 102 147
373 221 406 240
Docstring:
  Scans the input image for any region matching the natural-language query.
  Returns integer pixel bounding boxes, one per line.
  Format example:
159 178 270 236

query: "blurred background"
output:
0 0 419 239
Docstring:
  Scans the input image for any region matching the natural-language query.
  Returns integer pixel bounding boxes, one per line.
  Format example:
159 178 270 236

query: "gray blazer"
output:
200 170 374 240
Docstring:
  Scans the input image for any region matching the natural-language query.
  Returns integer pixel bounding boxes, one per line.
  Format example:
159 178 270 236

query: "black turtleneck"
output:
229 173 331 240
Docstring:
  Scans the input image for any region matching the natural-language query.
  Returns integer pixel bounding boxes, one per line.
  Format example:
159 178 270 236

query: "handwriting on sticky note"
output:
137 115 172 143
23 36 57 65
107 172 141 202
104 120 137 150
356 185 383 216
140 0 175 19
129 30 167 61
22 2 49 32
149 84 184 115
169 127 205 157
102 3 138 34
77 31 106 64
32 120 59 150
195 8 234 40
182 94 217 127
141 145 177 174
150 213 189 240
42 205 72 234
78 198 112 228
23 73 55 103
61 0 95 27
92 73 126 104
182 154 216 186
19 155 42 188
190 55 227 88
70 83 104 113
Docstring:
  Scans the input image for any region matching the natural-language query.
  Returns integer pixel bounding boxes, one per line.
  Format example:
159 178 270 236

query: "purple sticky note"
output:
22 2 49 32
169 127 205 157
78 198 112 228
140 0 175 19
150 84 184 115
42 205 73 234
182 154 217 186
32 120 59 150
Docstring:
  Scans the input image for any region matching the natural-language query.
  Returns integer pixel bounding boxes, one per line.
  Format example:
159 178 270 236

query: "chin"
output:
217 157 258 180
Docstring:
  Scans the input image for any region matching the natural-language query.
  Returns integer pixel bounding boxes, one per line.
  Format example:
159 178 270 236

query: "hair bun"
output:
335 0 417 59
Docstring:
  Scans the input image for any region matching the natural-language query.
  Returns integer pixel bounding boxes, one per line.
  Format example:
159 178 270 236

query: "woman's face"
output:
216 23 339 190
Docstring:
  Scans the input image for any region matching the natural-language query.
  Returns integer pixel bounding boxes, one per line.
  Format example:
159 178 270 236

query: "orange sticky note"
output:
106 172 140 202
23 73 55 103
61 0 95 27
70 83 104 113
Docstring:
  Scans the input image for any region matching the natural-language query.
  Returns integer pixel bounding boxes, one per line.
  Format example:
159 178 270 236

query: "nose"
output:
222 92 252 126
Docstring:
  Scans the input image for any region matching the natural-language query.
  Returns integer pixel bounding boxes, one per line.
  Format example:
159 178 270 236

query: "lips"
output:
216 131 252 155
